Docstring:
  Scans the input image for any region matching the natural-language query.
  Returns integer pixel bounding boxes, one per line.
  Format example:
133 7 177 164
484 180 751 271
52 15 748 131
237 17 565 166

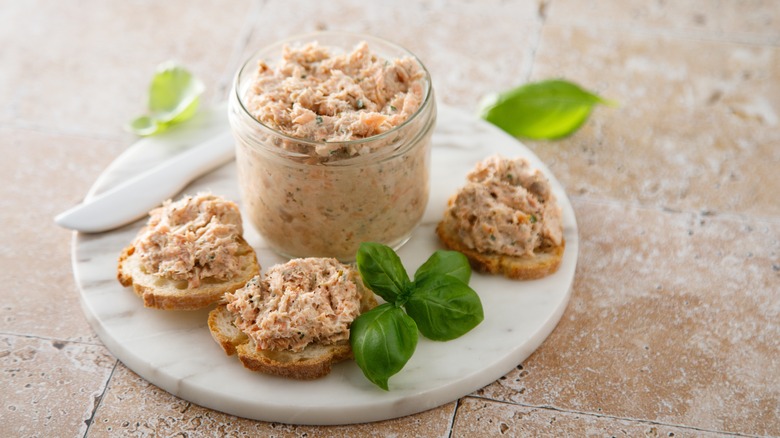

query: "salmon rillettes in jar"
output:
229 32 436 261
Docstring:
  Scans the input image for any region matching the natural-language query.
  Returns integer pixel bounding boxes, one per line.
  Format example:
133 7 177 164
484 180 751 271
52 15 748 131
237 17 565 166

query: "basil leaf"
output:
350 303 418 391
356 242 411 304
405 275 484 341
478 79 613 140
127 61 205 136
414 250 471 285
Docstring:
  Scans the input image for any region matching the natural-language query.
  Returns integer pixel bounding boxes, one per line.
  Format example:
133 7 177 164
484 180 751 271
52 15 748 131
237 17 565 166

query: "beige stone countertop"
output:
2 1 778 437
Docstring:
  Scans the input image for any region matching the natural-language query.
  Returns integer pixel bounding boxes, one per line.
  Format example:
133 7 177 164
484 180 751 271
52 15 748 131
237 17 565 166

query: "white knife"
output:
55 130 235 233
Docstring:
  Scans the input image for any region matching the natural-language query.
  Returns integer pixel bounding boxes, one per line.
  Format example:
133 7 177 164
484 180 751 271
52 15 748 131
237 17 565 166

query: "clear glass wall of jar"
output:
229 32 436 261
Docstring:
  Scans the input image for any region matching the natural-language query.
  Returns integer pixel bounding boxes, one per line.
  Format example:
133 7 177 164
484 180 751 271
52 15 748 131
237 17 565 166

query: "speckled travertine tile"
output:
3 1 778 436
522 23 780 218
0 127 124 342
0 335 116 437
227 0 543 109
476 199 780 436
451 397 734 438
86 363 456 436
0 0 254 138
547 0 780 44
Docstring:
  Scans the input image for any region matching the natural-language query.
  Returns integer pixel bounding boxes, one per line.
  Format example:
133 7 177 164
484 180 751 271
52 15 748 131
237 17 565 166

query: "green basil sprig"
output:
350 243 484 390
478 79 615 140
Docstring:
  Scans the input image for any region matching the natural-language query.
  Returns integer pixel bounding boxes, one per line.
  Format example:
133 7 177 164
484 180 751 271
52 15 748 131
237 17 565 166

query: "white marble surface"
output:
71 104 578 425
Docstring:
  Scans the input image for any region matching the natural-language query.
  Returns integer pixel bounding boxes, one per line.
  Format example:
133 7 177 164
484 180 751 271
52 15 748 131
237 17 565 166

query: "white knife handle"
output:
55 131 235 233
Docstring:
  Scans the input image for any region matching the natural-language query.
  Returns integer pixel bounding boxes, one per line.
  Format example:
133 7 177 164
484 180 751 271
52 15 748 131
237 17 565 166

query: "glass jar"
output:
229 32 436 261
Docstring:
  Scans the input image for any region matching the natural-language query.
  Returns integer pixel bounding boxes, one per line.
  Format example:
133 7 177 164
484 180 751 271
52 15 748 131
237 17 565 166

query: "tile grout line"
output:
0 119 126 144
520 0 550 83
0 331 107 348
82 359 119 438
446 398 461 438
465 394 763 437
212 0 266 103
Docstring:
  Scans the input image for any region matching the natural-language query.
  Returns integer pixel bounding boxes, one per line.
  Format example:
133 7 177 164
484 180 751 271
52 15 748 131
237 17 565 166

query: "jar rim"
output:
232 31 434 148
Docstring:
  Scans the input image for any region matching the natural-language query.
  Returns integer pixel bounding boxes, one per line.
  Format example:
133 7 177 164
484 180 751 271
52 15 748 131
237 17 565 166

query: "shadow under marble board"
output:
70 103 578 425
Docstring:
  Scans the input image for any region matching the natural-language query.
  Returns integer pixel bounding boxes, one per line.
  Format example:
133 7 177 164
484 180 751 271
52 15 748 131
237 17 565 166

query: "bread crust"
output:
208 278 377 380
436 213 564 280
117 236 260 310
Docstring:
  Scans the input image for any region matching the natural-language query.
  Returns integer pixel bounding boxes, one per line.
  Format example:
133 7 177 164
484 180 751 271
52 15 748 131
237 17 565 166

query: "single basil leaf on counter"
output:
127 61 205 136
405 274 484 341
478 79 614 140
414 250 471 285
350 303 419 391
356 242 411 304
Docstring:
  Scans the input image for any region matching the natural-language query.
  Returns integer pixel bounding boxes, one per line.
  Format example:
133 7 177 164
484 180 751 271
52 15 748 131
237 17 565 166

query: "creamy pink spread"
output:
245 41 425 151
134 193 244 288
225 258 361 352
446 155 563 257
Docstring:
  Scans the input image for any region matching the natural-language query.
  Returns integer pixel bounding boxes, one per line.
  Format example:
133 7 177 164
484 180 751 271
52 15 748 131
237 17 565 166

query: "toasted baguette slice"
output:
117 236 260 310
208 281 377 380
436 215 564 280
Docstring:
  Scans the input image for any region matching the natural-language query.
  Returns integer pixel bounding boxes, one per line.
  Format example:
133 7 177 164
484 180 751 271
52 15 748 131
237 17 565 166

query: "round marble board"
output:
72 103 578 425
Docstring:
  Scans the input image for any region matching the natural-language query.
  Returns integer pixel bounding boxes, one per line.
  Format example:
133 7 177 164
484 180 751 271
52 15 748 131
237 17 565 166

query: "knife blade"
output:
55 130 236 233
